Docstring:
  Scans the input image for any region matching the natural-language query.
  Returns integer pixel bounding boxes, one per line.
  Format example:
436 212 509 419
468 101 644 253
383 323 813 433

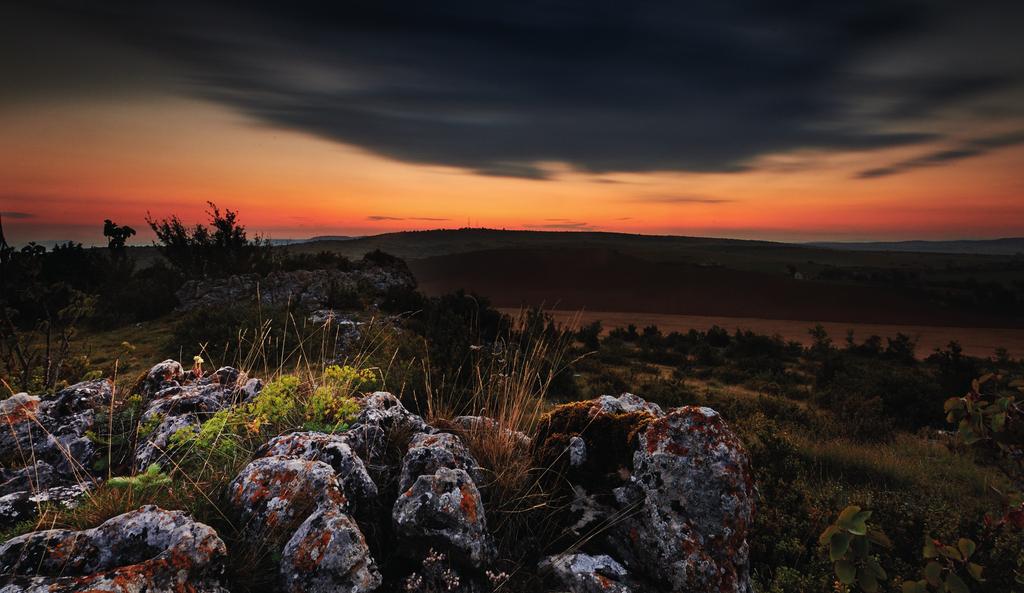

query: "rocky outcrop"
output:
174 261 415 313
398 432 484 491
614 407 756 592
134 360 249 471
257 432 378 510
0 505 228 593
533 394 756 593
0 380 112 529
393 467 494 568
1 364 754 593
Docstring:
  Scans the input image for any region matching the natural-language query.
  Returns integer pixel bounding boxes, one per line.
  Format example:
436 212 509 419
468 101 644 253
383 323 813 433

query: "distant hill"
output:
808 238 1024 255
305 235 358 242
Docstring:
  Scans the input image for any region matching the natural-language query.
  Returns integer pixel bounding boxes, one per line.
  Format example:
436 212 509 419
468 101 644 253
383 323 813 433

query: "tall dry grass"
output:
423 309 589 578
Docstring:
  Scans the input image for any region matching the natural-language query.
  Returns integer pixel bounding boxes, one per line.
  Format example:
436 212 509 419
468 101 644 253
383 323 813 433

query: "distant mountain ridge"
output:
808 238 1024 255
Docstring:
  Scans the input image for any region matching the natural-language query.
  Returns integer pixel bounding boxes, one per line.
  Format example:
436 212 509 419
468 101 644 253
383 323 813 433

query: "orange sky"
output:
2 96 1023 245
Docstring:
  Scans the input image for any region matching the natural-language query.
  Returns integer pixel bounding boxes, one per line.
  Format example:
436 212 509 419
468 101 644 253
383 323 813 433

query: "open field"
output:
503 308 1024 359
413 246 1022 327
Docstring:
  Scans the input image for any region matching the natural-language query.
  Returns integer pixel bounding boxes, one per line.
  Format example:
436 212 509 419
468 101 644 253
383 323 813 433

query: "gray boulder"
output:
0 505 228 593
540 553 632 593
343 392 429 466
228 456 347 536
613 406 756 593
281 505 382 593
139 359 185 399
258 432 378 509
398 432 483 492
393 467 494 568
534 396 755 593
0 380 112 529
593 393 664 417
133 362 243 471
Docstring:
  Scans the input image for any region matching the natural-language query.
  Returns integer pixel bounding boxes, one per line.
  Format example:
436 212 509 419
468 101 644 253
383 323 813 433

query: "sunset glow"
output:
2 3 1023 245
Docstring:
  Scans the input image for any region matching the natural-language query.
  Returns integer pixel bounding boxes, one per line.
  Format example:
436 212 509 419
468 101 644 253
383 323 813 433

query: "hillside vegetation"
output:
2 210 1023 592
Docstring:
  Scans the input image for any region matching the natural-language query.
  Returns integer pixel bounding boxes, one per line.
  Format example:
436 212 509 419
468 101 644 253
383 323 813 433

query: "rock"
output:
532 394 660 488
174 263 415 313
0 505 228 593
593 393 664 417
229 456 347 536
133 361 243 471
534 396 755 593
393 468 494 568
398 432 483 492
568 436 587 467
612 406 756 593
258 432 378 509
540 553 632 593
241 377 264 401
281 504 382 593
0 380 112 529
139 359 185 399
343 392 429 467
0 483 92 529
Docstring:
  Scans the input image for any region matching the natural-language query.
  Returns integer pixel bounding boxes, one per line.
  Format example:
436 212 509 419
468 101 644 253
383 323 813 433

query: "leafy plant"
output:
819 505 891 592
901 537 984 593
944 374 1021 448
107 463 172 493
305 365 374 432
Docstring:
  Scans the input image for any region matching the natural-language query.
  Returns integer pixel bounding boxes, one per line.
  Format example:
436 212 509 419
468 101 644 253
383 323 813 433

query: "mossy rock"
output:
533 399 657 490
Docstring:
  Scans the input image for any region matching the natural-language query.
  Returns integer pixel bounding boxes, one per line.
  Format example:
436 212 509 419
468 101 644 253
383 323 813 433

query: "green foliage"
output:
107 463 172 493
944 374 1021 450
169 374 300 467
902 537 984 593
304 365 375 432
819 505 891 592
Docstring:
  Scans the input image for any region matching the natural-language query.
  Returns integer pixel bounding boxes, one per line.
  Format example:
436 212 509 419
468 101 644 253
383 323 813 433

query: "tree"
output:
146 202 270 278
103 219 136 252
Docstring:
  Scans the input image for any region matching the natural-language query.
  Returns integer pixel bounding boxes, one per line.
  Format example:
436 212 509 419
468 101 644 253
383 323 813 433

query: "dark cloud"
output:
856 130 1024 178
367 215 449 221
0 212 35 219
13 1 1024 177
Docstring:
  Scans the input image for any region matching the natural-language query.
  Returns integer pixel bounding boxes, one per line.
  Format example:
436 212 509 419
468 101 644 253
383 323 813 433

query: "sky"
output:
2 1 1023 245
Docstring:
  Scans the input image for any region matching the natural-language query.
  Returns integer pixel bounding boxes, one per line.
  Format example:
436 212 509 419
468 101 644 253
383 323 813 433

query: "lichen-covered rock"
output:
139 359 185 399
343 392 429 466
532 394 658 487
281 504 382 593
0 380 112 529
535 396 755 593
593 393 664 417
613 406 756 593
174 263 415 313
398 432 483 492
0 483 92 530
393 467 494 568
258 432 378 508
133 362 244 470
540 553 632 593
0 505 228 593
241 377 264 401
0 380 111 474
229 456 347 536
